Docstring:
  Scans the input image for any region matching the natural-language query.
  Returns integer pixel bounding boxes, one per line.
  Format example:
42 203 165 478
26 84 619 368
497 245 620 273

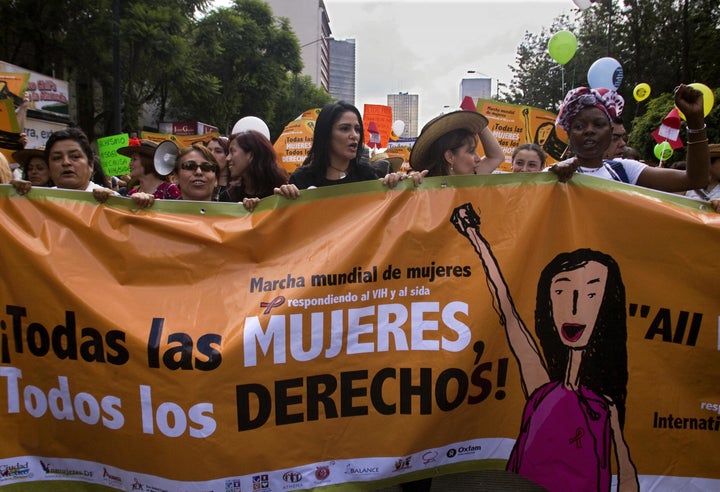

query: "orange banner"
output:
274 119 316 174
141 131 220 149
363 104 393 149
476 99 569 171
0 175 719 491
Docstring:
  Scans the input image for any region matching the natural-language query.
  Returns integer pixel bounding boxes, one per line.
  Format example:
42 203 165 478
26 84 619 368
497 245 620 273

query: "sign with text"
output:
0 175 719 491
476 99 568 170
97 133 130 177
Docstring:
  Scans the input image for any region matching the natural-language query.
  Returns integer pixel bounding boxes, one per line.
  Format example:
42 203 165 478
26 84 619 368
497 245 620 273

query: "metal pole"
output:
112 0 121 133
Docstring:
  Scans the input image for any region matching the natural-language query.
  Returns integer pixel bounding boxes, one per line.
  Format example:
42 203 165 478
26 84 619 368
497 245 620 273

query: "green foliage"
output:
630 88 720 163
271 74 333 137
509 0 720 122
506 14 577 111
168 0 310 135
0 0 314 139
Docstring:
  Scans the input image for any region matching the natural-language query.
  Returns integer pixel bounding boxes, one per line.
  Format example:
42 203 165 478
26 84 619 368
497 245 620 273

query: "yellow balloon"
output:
633 83 651 102
676 82 715 120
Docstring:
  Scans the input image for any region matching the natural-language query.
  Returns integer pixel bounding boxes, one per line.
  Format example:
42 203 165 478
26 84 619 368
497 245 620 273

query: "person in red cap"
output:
116 138 180 201
550 84 709 193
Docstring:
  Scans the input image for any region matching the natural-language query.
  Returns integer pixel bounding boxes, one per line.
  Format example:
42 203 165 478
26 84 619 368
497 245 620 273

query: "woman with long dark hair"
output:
224 130 299 211
289 101 421 190
451 202 638 492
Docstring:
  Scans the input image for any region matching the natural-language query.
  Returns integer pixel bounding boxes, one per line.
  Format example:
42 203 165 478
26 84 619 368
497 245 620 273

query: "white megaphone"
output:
153 140 179 176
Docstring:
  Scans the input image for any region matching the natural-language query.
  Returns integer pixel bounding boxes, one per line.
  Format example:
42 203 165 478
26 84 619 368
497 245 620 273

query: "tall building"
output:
265 0 331 91
328 38 356 104
387 92 419 138
460 77 492 104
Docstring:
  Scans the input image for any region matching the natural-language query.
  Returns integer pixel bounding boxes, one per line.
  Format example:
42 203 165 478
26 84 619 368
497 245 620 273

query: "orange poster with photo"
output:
0 175 719 491
363 104 393 149
476 99 569 171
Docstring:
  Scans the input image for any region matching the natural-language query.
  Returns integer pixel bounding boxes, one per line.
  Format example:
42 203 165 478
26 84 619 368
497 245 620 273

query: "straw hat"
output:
409 110 489 171
12 148 46 167
370 152 404 172
709 143 720 159
117 139 158 158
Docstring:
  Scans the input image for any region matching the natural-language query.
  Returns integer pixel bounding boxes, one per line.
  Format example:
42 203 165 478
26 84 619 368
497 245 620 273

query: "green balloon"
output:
654 142 673 161
548 31 578 65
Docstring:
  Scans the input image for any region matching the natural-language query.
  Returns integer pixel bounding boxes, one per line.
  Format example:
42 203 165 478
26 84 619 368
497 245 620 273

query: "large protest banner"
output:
0 174 719 492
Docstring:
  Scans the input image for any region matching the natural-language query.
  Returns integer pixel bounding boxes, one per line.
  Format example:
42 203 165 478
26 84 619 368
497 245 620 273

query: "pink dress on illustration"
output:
508 381 611 492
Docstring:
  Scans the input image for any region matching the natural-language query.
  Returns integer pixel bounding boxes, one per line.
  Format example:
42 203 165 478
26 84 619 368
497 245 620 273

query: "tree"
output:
118 0 208 133
509 1 720 109
505 14 577 112
271 74 333 138
177 0 304 135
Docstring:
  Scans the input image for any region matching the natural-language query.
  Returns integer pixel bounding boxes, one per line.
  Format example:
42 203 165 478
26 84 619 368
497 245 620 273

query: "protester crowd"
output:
3 83 717 216
1 83 717 492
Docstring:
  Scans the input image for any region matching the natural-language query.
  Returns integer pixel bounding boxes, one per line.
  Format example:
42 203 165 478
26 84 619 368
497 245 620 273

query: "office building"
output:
387 92 419 138
328 38 356 104
265 0 331 91
460 77 492 104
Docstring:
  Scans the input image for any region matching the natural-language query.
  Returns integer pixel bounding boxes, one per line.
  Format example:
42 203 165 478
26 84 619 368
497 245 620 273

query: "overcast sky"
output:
324 0 576 126
213 0 581 127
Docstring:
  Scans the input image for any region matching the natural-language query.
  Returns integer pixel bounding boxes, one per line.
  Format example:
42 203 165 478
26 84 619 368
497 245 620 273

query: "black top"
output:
289 162 381 189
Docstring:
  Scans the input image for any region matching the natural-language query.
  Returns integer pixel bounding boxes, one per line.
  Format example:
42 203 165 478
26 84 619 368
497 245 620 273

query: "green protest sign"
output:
97 133 130 176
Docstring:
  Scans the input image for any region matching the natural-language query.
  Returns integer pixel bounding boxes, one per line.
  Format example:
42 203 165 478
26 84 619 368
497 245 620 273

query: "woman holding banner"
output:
224 130 298 212
550 84 709 192
289 101 422 190
10 128 118 201
116 139 180 201
409 110 504 176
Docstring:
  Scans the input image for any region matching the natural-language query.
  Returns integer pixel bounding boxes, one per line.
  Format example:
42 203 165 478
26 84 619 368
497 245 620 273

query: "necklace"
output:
329 163 348 179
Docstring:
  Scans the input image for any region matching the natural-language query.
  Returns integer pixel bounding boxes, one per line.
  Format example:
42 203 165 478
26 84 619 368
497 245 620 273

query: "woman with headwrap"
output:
549 84 710 192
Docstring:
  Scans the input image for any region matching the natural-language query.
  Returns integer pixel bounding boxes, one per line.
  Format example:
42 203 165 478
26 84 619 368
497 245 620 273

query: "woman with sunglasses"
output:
174 144 220 201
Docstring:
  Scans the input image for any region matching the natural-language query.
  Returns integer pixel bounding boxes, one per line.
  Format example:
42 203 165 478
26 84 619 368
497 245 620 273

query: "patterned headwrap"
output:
555 87 624 132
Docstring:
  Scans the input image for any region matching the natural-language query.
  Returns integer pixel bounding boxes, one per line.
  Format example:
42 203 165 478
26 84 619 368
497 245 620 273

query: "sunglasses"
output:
180 160 218 173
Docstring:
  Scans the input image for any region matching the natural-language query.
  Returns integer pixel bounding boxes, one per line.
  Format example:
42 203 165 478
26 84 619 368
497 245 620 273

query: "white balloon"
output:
572 0 593 9
587 57 624 90
392 120 405 137
232 116 270 140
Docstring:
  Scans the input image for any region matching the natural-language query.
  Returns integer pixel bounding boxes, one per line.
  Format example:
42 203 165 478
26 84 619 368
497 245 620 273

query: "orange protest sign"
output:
273 118 316 174
476 99 568 171
141 131 219 149
1 176 719 491
363 104 393 149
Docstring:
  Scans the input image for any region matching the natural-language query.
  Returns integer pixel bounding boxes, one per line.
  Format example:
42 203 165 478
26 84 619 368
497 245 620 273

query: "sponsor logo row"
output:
0 442 482 491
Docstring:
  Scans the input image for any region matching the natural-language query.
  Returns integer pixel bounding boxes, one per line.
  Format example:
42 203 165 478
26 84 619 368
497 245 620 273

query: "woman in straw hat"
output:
549 84 710 192
409 109 504 176
116 138 180 201
12 148 53 187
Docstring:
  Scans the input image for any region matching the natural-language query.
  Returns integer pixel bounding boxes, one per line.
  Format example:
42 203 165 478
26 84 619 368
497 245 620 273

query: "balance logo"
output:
225 478 242 491
252 474 270 490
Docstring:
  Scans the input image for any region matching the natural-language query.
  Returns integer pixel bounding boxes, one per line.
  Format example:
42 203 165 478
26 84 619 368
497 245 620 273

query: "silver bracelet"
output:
687 124 706 134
